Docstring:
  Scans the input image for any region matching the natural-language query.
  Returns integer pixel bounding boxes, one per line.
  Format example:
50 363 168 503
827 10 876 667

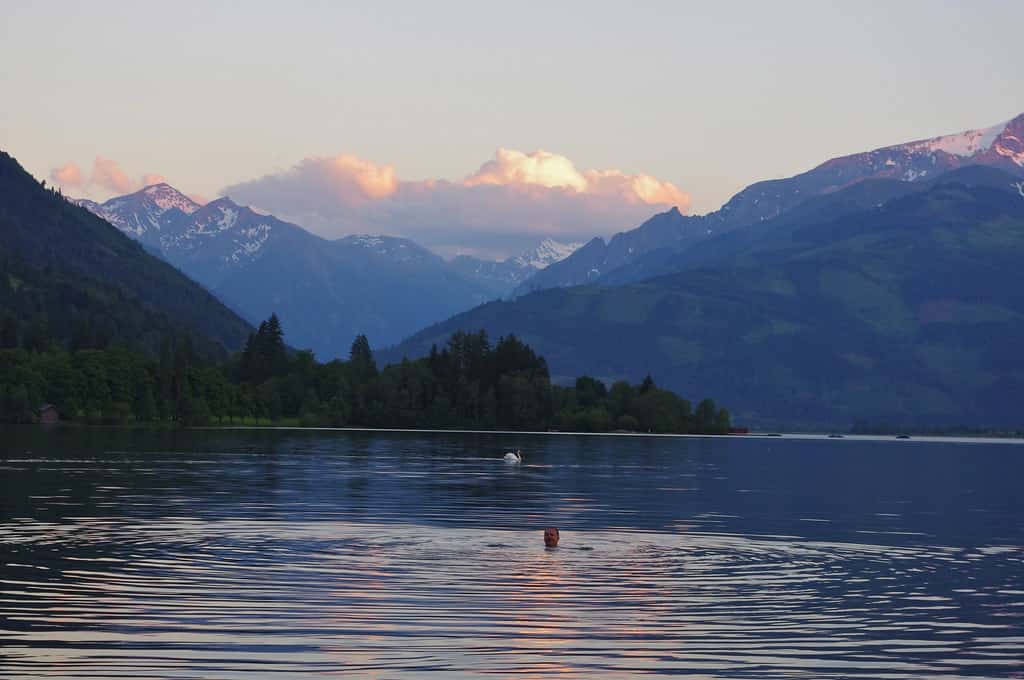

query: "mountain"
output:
0 151 251 357
515 113 1024 295
448 238 582 297
83 183 201 240
79 185 496 358
76 186 302 287
385 167 1024 429
513 238 582 269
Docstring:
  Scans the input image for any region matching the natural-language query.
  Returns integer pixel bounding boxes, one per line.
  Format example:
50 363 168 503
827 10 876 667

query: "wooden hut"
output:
37 404 59 425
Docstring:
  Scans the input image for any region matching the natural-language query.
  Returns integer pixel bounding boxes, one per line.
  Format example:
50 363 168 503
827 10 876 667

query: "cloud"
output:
48 157 170 198
463 148 689 208
91 156 135 194
49 163 84 188
584 169 690 206
142 173 167 187
248 155 398 205
465 148 588 191
223 148 690 258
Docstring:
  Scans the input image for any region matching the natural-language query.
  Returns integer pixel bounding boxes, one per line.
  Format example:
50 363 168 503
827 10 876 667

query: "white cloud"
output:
464 148 689 208
223 148 690 257
465 148 589 191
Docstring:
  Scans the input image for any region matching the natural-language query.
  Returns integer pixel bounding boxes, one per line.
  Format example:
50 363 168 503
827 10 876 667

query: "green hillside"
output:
0 151 251 358
386 170 1024 429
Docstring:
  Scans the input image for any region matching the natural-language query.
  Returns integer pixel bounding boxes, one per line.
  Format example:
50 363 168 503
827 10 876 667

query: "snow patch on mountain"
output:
994 131 1024 166
74 198 103 212
908 121 1008 158
229 224 272 262
216 205 238 231
351 235 384 248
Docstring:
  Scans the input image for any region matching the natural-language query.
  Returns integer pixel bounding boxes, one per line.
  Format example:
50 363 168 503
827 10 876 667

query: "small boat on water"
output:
503 450 522 463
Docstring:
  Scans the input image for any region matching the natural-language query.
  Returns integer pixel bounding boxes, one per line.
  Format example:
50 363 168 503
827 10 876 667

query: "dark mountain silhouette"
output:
0 151 250 357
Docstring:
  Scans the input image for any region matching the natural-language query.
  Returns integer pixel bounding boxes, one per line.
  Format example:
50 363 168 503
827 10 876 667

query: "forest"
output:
0 314 731 434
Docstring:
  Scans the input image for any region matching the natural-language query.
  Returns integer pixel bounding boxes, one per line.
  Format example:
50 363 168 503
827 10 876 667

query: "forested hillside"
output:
0 151 251 358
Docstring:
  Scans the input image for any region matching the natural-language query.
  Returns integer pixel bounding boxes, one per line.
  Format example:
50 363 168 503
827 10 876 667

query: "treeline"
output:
0 316 730 434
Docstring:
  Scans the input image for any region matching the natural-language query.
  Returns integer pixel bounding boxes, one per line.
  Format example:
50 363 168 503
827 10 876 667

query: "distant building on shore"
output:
37 404 59 425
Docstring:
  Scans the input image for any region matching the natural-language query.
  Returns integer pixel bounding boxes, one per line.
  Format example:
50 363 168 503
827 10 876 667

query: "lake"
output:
1 427 1023 678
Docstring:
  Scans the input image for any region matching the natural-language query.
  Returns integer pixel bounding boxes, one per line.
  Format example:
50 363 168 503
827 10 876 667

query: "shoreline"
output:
190 425 1024 446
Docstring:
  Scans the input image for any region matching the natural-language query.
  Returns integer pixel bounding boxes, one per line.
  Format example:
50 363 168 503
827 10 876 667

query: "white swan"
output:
503 450 522 463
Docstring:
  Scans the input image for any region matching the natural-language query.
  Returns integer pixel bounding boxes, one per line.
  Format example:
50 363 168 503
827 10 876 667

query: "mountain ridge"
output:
515 113 1024 295
448 237 582 297
77 185 577 357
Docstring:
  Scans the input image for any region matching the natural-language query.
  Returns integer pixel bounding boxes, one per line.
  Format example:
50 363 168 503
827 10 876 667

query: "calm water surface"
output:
1 427 1022 678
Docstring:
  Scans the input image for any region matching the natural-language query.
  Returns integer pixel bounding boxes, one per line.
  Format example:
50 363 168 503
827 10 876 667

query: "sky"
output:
2 1 1021 258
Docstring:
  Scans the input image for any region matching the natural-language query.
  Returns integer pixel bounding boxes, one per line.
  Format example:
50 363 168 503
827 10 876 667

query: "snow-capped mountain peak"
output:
76 182 202 238
76 188 279 274
512 238 583 269
139 183 201 214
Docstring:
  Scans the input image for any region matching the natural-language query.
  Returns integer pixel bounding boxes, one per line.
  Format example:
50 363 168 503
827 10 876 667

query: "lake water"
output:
1 427 1023 678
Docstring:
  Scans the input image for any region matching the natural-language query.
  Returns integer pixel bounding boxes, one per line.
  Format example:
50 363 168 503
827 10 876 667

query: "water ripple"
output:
1 428 1023 678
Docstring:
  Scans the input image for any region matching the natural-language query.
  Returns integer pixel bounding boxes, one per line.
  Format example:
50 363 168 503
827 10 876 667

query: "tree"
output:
24 319 51 353
267 388 283 422
695 398 718 434
607 380 635 418
0 315 17 349
350 334 377 382
239 332 256 382
616 414 640 431
264 314 287 376
715 407 731 434
575 376 607 409
136 385 157 422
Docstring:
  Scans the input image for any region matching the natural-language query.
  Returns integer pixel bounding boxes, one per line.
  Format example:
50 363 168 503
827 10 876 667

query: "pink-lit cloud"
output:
50 162 84 188
142 173 167 187
91 156 135 194
223 148 690 257
48 157 171 198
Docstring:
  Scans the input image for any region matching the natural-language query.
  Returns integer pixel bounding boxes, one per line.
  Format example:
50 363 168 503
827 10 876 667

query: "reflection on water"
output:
1 427 1022 678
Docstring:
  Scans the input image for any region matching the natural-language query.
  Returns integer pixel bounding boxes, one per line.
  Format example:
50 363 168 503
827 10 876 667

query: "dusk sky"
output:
3 1 1021 257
